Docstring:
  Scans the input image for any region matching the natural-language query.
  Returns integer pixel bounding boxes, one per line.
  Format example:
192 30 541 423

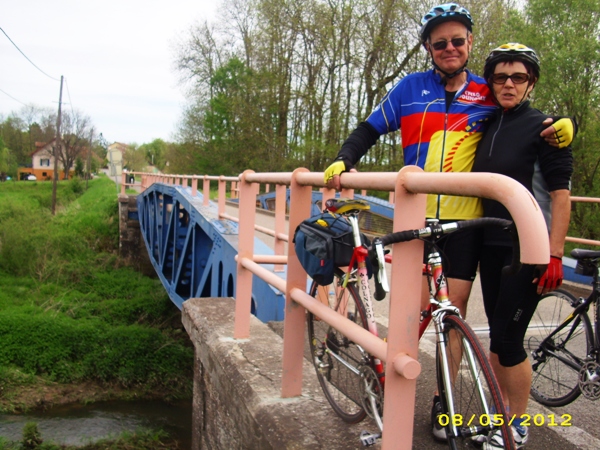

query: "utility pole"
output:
51 75 64 215
86 127 94 190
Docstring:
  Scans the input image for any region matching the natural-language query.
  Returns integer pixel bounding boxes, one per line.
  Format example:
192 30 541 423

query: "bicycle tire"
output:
307 269 372 423
436 315 515 450
527 288 593 406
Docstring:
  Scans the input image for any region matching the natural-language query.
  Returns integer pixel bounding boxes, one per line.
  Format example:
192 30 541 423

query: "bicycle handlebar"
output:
369 217 521 300
377 217 514 246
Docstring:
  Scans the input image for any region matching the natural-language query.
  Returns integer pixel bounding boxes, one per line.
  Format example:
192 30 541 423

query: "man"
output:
323 2 575 441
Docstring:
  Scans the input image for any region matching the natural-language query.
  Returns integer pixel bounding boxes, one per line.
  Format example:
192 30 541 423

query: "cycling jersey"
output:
338 69 497 220
365 69 496 220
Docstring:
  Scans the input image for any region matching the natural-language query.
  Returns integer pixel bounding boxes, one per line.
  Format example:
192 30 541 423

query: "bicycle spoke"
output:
437 315 514 450
307 272 371 423
527 289 593 406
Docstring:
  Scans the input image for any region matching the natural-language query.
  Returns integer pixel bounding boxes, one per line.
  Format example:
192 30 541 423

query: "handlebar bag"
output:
293 212 368 285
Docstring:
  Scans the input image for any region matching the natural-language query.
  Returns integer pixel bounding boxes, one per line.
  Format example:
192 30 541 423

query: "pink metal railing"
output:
126 168 591 449
236 167 549 450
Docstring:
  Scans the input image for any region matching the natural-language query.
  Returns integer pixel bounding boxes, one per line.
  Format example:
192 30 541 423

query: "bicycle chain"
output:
358 363 384 419
578 361 600 400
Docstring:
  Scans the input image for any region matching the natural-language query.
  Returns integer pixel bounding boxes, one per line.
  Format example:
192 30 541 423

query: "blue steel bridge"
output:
135 181 397 321
135 181 591 321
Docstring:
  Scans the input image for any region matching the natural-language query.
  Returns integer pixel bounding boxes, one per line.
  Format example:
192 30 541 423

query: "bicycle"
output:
527 248 600 407
304 198 516 449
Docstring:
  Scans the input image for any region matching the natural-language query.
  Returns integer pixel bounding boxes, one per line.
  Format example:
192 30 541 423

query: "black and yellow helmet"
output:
420 3 474 43
483 43 541 82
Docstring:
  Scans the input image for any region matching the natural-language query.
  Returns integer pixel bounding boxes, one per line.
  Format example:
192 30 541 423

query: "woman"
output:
472 43 573 449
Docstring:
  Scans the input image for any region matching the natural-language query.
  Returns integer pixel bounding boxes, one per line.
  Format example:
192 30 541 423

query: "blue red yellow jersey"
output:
366 69 496 220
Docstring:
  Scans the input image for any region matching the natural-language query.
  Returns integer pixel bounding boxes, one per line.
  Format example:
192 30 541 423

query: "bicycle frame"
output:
340 214 492 439
423 248 493 440
535 285 600 371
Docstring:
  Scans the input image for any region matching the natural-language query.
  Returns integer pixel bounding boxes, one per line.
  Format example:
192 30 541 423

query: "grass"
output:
0 428 181 449
0 176 193 409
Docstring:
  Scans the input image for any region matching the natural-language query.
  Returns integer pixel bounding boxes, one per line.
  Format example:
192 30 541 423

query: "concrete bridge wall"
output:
118 194 155 277
181 297 361 450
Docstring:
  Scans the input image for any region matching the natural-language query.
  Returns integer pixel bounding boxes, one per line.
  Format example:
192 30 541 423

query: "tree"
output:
57 110 94 179
174 0 514 175
139 139 169 169
0 136 10 180
123 145 148 172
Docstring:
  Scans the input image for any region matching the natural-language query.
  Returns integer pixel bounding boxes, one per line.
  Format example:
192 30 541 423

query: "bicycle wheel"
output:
527 288 593 406
307 269 371 423
436 314 514 450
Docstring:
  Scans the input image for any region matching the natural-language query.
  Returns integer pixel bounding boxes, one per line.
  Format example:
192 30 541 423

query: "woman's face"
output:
492 61 535 109
427 21 472 75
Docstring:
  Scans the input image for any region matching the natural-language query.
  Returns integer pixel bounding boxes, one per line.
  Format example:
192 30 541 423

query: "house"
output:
18 140 101 181
106 142 128 178
17 140 69 181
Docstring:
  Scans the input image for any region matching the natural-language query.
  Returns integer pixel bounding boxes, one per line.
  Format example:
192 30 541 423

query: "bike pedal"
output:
360 430 381 447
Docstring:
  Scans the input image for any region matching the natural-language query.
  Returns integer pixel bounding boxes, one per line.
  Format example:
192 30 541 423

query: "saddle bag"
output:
293 212 368 285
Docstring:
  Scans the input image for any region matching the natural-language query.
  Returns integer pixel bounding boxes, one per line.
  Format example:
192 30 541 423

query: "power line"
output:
64 77 76 117
0 25 61 82
0 87 28 107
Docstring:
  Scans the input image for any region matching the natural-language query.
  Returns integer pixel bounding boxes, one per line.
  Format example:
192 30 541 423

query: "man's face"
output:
426 21 472 75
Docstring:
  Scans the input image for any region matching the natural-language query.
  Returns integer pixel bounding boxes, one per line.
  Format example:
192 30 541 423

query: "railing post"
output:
341 186 354 199
191 176 198 197
203 176 210 207
321 187 336 209
381 166 426 450
230 181 238 199
233 170 259 339
218 176 226 217
281 168 313 397
120 172 126 195
274 184 286 272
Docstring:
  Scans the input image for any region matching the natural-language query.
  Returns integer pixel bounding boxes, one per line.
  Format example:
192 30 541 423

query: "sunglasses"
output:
430 37 467 51
491 73 530 85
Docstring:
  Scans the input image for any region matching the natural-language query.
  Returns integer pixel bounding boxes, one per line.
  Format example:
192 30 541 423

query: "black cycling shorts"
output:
479 245 541 367
423 221 483 282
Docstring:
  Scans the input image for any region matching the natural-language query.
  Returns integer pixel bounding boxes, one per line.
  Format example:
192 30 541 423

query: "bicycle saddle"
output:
571 249 600 261
325 198 370 215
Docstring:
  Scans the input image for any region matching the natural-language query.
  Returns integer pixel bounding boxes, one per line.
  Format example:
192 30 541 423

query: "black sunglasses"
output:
430 37 467 51
491 73 530 85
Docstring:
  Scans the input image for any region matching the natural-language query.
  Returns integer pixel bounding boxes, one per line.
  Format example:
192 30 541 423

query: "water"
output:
0 399 192 448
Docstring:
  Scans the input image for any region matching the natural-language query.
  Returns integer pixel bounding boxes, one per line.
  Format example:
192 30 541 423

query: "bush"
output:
22 422 43 449
0 177 193 394
0 311 192 387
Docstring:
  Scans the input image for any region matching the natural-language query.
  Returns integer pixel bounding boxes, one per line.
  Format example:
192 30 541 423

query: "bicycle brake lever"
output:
375 241 389 294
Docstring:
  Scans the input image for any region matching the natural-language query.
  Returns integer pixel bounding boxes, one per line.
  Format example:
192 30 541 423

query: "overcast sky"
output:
1 0 218 145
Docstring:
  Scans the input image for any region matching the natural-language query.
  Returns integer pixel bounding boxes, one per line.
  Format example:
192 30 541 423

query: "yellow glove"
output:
552 117 575 148
324 160 348 184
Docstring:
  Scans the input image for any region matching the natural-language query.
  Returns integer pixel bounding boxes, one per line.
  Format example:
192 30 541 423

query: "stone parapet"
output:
182 297 365 450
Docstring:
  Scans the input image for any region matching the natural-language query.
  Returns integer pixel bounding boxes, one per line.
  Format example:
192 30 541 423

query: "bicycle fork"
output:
434 313 493 439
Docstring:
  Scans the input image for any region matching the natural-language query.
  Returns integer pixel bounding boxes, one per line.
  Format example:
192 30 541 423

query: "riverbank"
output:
0 177 193 447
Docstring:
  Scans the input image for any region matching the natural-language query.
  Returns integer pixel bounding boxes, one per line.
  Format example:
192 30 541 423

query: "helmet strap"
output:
428 47 468 84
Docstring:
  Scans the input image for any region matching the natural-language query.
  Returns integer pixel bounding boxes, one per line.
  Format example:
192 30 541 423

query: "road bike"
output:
527 248 600 406
305 198 516 449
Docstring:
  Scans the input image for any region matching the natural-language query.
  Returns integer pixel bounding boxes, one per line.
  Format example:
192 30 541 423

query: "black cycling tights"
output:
479 245 541 367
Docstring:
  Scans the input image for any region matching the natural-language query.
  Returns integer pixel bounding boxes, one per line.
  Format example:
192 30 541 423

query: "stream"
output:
0 399 192 448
